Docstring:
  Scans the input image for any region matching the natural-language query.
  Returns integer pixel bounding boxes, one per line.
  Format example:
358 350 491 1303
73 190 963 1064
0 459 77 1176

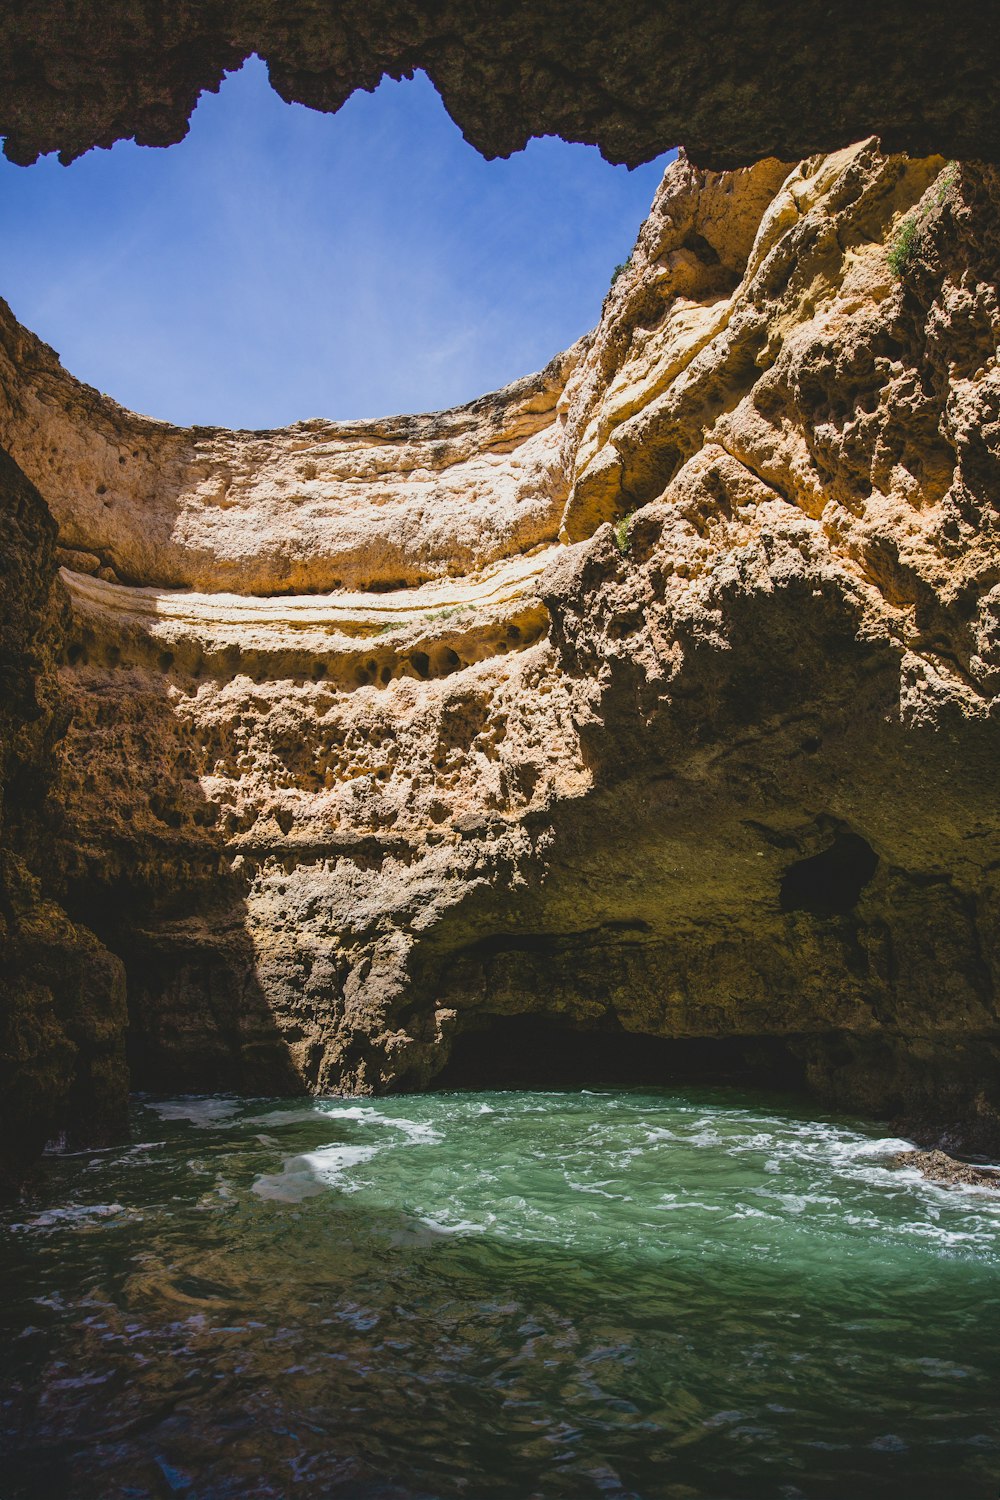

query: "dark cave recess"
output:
780 833 879 919
430 1016 810 1093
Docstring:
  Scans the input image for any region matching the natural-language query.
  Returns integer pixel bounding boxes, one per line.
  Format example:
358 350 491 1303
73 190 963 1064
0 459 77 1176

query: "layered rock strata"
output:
2 141 1000 1186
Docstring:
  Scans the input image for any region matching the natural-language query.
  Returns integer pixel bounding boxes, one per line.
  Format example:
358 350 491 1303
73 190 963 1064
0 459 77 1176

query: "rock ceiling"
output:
0 0 997 169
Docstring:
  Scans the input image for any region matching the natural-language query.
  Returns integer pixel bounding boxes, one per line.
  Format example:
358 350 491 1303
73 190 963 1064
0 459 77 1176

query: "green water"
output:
2 1088 999 1499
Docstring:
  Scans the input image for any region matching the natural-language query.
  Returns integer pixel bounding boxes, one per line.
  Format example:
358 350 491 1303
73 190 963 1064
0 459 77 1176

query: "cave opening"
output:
0 56 671 429
430 1014 809 1093
779 831 879 918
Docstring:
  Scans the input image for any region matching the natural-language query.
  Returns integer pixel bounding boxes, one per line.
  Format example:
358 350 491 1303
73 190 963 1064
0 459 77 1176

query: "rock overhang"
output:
0 1 998 170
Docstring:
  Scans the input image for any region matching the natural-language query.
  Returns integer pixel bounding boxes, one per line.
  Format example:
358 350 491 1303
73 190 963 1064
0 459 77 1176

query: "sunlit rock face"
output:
2 142 1000 1187
0 1 996 169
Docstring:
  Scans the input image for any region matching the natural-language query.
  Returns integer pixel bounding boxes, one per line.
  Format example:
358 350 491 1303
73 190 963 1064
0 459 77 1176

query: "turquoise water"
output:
2 1088 999 1499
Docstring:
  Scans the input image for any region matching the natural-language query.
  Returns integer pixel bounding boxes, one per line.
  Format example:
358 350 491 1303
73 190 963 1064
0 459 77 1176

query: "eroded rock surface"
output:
2 142 1000 1185
886 1149 1000 1191
0 1 997 170
0 448 127 1193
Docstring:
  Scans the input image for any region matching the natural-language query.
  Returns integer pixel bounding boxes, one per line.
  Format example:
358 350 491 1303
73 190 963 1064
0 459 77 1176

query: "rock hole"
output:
365 578 409 594
779 831 878 917
681 230 720 264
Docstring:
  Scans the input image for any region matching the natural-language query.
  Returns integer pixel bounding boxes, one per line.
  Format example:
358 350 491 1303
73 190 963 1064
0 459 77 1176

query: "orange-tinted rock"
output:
2 145 1000 1179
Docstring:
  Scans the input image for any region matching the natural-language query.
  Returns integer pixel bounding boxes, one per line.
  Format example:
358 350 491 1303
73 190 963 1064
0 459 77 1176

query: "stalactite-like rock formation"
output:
2 141 998 1188
0 1 997 170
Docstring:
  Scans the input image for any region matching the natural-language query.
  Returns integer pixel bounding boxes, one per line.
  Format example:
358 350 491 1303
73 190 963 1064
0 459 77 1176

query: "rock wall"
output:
0 447 127 1194
2 141 1000 1185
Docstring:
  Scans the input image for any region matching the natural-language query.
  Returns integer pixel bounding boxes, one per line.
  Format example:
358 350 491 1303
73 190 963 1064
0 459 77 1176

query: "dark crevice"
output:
780 831 879 917
456 920 653 964
430 1014 808 1092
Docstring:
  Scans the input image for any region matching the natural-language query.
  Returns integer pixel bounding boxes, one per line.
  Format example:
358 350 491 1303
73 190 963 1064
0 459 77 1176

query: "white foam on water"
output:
655 1198 725 1214
316 1104 381 1122
307 1143 380 1184
416 1214 488 1237
380 1115 442 1144
146 1098 241 1128
15 1202 130 1232
729 1131 780 1153
317 1102 443 1145
893 1218 994 1249
252 1143 379 1202
847 1136 915 1158
243 1107 326 1127
564 1179 628 1200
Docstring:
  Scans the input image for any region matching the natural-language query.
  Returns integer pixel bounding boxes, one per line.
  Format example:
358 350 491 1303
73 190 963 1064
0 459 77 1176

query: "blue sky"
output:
0 59 672 430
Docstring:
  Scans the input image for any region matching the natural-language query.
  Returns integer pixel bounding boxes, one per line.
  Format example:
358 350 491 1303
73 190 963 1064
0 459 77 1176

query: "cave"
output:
2 11 1000 1500
431 1015 808 1093
0 8 999 1199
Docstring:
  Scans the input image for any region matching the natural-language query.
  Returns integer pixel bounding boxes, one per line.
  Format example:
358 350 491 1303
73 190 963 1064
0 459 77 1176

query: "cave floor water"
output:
2 1088 1000 1500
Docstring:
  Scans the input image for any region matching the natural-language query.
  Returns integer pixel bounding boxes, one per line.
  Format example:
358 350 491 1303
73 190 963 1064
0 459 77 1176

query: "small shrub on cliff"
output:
932 161 959 206
424 606 464 622
614 511 636 556
887 214 920 278
886 163 958 280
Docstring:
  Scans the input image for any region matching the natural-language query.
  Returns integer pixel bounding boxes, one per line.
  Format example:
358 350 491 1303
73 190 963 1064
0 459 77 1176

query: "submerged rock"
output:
2 143 1000 1183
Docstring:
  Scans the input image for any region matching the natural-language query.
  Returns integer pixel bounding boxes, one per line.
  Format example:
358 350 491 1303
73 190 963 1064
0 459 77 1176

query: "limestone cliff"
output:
2 141 1000 1185
0 447 127 1193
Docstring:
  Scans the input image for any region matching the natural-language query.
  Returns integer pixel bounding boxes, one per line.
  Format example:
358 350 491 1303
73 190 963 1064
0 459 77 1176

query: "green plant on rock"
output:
887 214 920 279
932 161 959 206
886 162 959 280
614 510 636 557
423 606 465 622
